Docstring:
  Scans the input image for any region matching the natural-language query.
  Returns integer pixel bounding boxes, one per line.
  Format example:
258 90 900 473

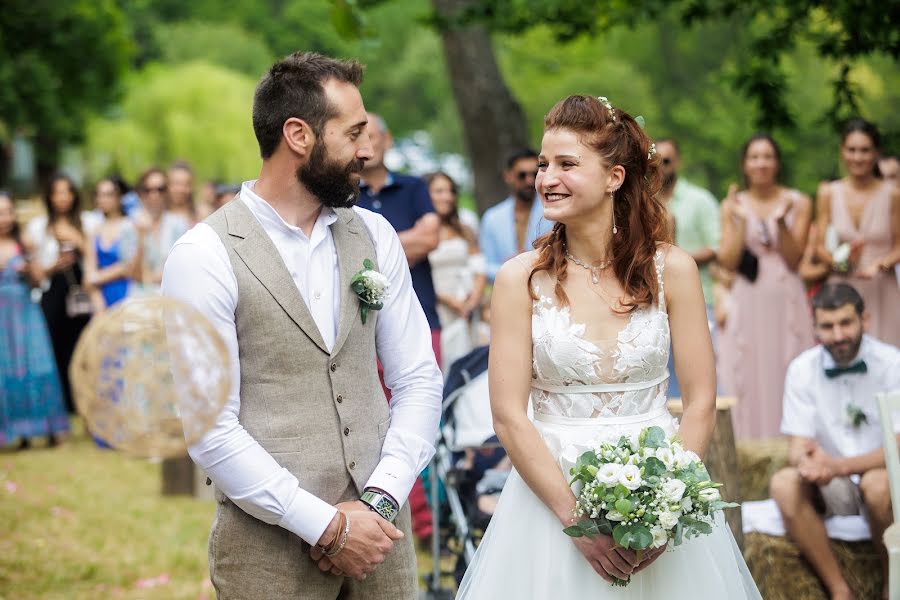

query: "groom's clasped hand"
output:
310 500 405 581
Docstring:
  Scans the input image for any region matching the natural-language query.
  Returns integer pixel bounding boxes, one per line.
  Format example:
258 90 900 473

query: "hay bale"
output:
743 532 882 600
737 439 790 501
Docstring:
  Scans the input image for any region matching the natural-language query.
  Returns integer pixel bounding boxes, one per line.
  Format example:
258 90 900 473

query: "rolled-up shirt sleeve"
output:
161 224 336 546
357 209 443 506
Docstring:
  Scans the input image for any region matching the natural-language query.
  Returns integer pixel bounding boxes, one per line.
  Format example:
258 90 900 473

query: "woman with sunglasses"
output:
815 119 900 347
717 134 815 440
126 167 189 296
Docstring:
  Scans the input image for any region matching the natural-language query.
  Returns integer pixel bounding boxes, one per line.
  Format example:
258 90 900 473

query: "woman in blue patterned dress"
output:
0 191 69 448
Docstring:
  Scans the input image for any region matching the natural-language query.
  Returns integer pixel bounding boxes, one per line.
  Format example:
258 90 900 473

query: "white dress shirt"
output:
161 181 442 546
781 335 900 459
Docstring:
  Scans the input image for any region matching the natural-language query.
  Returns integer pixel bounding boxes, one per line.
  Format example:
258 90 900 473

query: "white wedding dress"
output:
456 251 761 599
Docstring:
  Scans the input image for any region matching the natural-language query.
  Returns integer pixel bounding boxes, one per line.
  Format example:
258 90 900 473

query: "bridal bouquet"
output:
563 426 737 586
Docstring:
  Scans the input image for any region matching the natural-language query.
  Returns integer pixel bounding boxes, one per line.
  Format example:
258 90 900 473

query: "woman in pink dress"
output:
816 119 900 347
718 134 816 439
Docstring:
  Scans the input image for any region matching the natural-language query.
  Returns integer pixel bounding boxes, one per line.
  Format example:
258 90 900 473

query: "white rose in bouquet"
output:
658 510 680 530
681 497 693 512
673 449 693 470
650 525 669 549
618 464 642 491
661 478 687 502
655 447 675 469
596 463 622 487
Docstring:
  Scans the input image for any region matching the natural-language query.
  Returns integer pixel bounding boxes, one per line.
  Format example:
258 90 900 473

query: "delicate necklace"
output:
565 250 612 284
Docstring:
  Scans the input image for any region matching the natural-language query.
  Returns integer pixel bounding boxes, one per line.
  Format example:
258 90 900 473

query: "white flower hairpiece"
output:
597 96 615 121
648 143 657 160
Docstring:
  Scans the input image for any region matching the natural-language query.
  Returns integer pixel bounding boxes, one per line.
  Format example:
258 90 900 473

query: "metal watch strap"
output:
360 490 399 522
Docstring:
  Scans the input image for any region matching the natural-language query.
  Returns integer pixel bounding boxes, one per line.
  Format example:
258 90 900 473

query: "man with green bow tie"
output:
769 283 899 600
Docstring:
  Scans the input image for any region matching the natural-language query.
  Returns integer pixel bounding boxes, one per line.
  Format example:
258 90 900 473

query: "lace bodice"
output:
530 250 670 418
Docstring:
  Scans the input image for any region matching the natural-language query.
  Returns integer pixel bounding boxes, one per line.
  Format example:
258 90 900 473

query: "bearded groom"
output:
162 52 442 599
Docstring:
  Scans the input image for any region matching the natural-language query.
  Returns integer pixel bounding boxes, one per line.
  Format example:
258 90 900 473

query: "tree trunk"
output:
35 134 60 191
432 0 530 214
0 142 11 191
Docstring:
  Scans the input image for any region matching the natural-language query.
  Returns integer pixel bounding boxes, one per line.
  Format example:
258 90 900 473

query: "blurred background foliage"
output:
1 0 897 204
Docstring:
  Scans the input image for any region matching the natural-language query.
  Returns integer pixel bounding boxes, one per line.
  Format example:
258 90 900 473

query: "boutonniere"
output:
351 259 389 325
845 402 868 428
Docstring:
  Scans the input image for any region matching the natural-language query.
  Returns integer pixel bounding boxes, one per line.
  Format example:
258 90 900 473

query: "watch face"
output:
376 497 397 520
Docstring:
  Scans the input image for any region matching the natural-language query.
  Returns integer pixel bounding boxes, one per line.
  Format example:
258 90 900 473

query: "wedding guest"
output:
126 168 188 296
770 283 897 600
656 138 720 398
878 154 899 185
357 113 440 545
168 161 197 226
479 149 553 281
0 191 69 448
816 119 900 347
655 139 720 307
798 224 835 298
196 179 218 221
425 171 487 369
24 173 92 413
718 134 815 439
213 183 241 211
83 178 138 311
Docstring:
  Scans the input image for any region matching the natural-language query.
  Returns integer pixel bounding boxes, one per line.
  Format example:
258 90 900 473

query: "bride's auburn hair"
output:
528 95 671 312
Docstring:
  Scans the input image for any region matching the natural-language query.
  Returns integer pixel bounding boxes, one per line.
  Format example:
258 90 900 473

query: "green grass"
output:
0 425 214 600
0 423 452 599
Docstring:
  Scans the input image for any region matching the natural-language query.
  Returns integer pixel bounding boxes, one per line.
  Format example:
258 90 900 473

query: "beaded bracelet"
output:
325 513 351 557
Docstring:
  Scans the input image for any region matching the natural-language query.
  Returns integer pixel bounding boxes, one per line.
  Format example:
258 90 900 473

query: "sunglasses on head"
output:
515 170 537 182
143 185 167 194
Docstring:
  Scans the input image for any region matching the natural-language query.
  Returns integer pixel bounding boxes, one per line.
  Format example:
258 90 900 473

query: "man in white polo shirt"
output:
770 282 899 600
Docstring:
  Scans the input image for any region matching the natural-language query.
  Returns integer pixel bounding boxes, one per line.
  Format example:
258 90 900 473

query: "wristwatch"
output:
360 489 399 522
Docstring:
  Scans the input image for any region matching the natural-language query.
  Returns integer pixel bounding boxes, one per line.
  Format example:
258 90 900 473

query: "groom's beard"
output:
297 143 365 209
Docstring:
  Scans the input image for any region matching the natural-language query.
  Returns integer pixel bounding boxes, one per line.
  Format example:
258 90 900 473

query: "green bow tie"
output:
825 360 867 379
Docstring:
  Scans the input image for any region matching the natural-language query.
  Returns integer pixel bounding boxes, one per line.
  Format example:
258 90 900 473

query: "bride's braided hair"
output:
528 95 670 311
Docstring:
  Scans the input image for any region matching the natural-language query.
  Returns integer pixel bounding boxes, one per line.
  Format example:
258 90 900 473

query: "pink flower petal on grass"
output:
5 481 17 494
135 573 171 589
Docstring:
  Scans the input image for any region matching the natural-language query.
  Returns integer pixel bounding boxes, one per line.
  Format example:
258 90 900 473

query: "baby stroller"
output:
423 346 510 598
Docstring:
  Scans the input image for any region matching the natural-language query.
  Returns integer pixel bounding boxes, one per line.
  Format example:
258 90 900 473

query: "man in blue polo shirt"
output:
358 113 440 545
358 113 441 341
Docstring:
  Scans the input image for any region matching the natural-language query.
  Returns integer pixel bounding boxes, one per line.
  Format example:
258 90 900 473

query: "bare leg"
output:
859 469 891 600
770 467 854 600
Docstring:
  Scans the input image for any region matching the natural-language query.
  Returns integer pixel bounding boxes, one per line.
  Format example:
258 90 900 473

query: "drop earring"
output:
611 190 618 235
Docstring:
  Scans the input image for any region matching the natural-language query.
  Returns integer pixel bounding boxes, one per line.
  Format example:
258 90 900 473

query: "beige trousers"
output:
209 492 417 599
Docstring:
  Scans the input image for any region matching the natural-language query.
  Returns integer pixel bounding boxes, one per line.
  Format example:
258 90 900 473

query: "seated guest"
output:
770 282 898 600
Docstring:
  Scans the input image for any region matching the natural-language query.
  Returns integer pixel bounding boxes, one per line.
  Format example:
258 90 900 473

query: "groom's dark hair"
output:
252 52 364 159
